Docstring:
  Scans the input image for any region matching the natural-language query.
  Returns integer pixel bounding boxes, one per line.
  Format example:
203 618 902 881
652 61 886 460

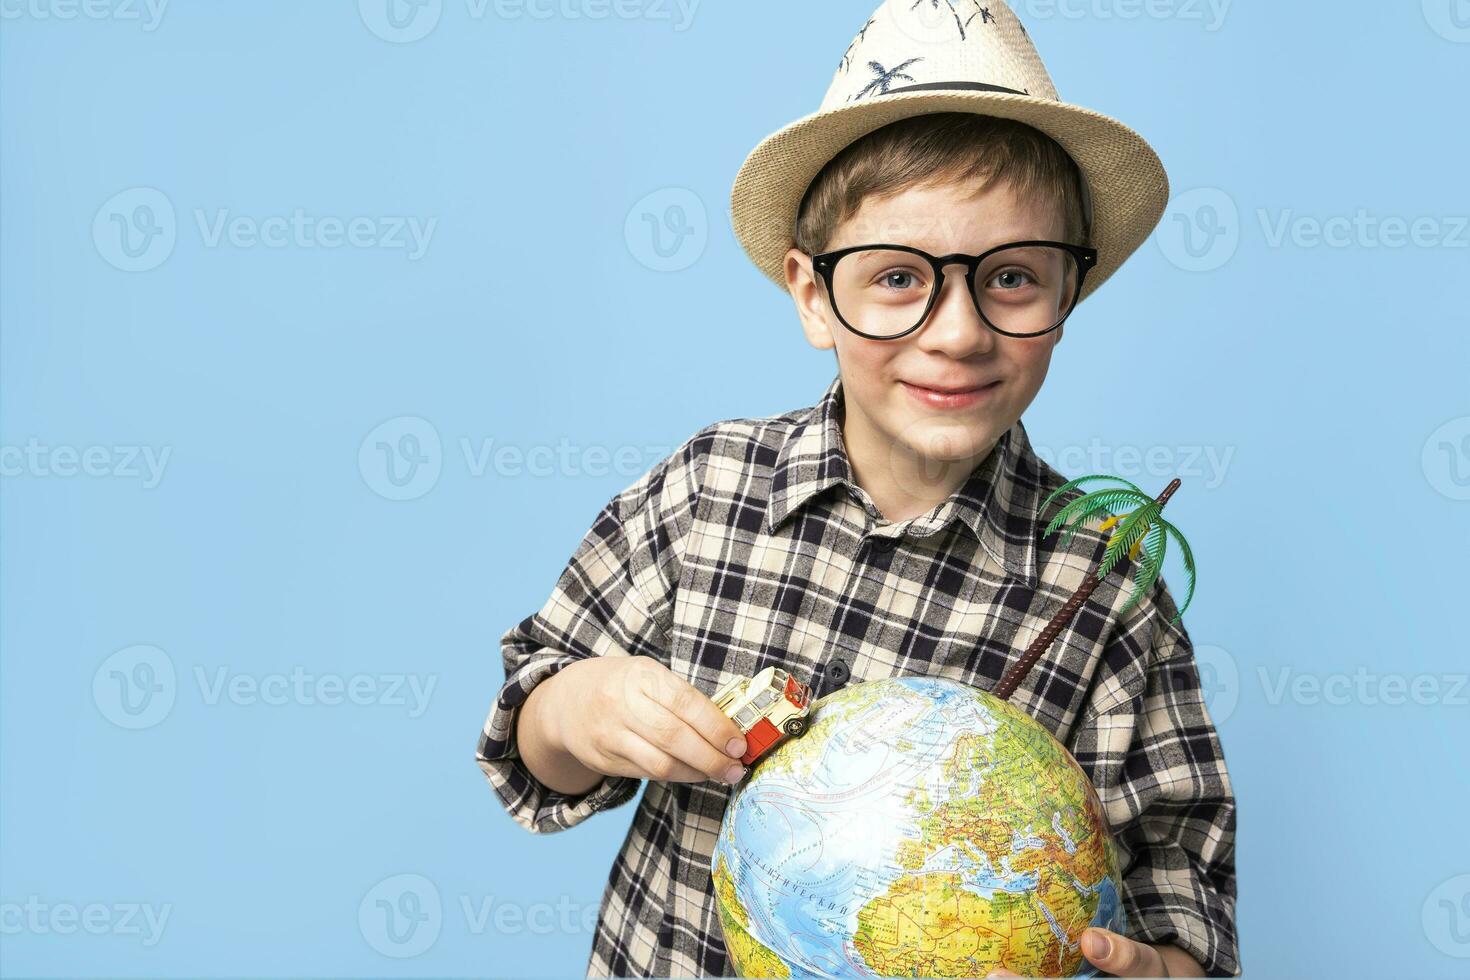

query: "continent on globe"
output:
712 675 1125 979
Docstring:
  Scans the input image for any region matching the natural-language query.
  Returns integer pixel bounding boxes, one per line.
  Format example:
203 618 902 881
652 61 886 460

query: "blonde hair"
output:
794 112 1092 256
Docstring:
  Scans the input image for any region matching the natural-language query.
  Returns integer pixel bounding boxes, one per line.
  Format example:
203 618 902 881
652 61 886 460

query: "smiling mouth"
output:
899 379 1002 409
907 381 997 394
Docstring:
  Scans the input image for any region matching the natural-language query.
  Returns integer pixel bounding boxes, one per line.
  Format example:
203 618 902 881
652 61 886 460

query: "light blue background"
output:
2 1 1467 977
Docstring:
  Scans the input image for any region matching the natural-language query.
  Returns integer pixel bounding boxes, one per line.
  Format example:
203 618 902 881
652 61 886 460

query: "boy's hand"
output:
545 655 749 786
987 928 1202 977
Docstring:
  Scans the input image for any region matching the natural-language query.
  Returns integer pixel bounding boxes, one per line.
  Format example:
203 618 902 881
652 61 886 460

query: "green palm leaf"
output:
1039 473 1145 515
1098 500 1162 579
1056 494 1149 549
1044 489 1150 548
1158 518 1197 622
1118 521 1168 618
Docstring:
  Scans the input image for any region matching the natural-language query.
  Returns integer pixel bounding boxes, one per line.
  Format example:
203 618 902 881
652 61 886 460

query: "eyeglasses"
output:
811 241 1099 340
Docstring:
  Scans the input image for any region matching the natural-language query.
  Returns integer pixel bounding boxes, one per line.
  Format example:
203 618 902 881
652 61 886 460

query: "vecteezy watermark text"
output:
1259 667 1469 707
194 209 436 260
358 415 676 501
0 0 168 30
1157 188 1470 271
358 0 702 43
0 898 171 946
194 666 436 717
1 440 170 488
93 188 437 272
1016 0 1230 31
358 873 602 958
93 645 438 729
1031 438 1236 490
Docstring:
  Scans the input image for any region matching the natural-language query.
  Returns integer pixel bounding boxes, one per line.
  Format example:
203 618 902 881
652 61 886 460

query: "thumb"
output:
1081 927 1164 978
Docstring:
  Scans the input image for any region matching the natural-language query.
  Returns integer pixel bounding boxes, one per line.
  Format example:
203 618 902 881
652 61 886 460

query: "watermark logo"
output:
1257 209 1469 250
1156 187 1239 272
358 417 676 500
359 0 442 42
624 187 707 272
359 874 442 958
1031 438 1236 491
357 873 603 956
93 646 438 727
193 209 436 259
1159 187 1469 271
1422 0 1470 43
1193 644 1238 725
0 440 171 488
0 0 169 30
0 898 171 946
459 893 601 935
93 189 437 270
194 666 436 718
93 187 176 272
359 0 700 41
1259 666 1468 707
359 417 443 501
93 645 177 730
1422 416 1470 501
1019 0 1231 31
1423 874 1470 958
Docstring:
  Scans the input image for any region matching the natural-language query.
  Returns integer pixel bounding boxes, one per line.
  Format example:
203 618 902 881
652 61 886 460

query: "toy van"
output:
713 666 813 766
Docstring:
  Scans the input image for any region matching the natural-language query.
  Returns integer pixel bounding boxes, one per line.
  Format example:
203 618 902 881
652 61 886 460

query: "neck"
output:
840 396 997 524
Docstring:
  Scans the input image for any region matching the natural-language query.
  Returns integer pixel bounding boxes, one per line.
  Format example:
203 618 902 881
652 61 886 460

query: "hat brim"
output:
730 90 1168 305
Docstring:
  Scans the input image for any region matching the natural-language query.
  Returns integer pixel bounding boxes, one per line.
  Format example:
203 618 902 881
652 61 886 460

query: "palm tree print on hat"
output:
910 0 993 41
850 57 923 101
839 16 878 74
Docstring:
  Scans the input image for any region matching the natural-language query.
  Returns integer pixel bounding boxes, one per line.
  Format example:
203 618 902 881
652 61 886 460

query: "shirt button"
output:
870 535 898 553
826 659 851 686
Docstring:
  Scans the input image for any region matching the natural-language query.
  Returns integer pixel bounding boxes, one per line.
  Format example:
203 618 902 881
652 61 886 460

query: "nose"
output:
916 259 995 356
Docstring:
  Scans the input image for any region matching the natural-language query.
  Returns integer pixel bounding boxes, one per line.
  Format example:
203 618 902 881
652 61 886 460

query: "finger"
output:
644 668 748 761
1081 928 1163 978
985 970 1023 978
561 723 645 783
573 735 656 783
614 730 717 784
635 700 747 784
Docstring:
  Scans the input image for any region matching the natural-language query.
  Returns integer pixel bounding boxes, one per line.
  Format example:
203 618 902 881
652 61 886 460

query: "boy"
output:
477 4 1238 978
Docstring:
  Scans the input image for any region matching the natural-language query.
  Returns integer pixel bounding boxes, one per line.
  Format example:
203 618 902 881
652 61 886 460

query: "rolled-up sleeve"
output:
475 430 706 834
1084 577 1241 977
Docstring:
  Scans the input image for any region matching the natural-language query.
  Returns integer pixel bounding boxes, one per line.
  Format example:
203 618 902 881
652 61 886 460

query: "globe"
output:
711 675 1126 978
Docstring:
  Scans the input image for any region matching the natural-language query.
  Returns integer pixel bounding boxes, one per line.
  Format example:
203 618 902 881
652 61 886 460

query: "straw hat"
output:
730 0 1169 305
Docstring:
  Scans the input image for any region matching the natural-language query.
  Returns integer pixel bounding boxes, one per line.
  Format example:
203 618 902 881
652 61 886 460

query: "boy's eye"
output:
874 268 925 291
988 267 1036 290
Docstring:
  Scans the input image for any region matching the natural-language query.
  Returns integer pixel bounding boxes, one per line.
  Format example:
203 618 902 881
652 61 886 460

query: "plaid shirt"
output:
476 374 1241 978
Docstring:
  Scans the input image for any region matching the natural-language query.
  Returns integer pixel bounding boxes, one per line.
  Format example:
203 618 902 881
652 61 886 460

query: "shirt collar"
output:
764 374 1040 587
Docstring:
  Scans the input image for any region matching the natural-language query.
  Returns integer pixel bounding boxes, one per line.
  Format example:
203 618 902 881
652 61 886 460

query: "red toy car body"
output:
713 667 813 766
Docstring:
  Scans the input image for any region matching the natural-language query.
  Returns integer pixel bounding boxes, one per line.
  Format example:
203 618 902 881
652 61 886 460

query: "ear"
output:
785 247 836 351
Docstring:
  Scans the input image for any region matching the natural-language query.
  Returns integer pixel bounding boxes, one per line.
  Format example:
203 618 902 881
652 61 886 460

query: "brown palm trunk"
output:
992 478 1180 701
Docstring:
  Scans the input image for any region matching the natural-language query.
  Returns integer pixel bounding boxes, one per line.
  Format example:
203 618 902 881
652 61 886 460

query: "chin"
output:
917 430 991 464
894 413 999 465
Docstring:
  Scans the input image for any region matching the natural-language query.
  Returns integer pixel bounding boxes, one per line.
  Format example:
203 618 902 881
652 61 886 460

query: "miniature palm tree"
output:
993 475 1197 701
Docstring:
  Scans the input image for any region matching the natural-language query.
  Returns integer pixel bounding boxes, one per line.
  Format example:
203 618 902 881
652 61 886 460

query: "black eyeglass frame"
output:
810 241 1100 341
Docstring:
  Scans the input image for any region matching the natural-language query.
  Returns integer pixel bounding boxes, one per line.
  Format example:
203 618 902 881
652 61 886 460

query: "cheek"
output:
1005 340 1058 394
834 333 901 385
